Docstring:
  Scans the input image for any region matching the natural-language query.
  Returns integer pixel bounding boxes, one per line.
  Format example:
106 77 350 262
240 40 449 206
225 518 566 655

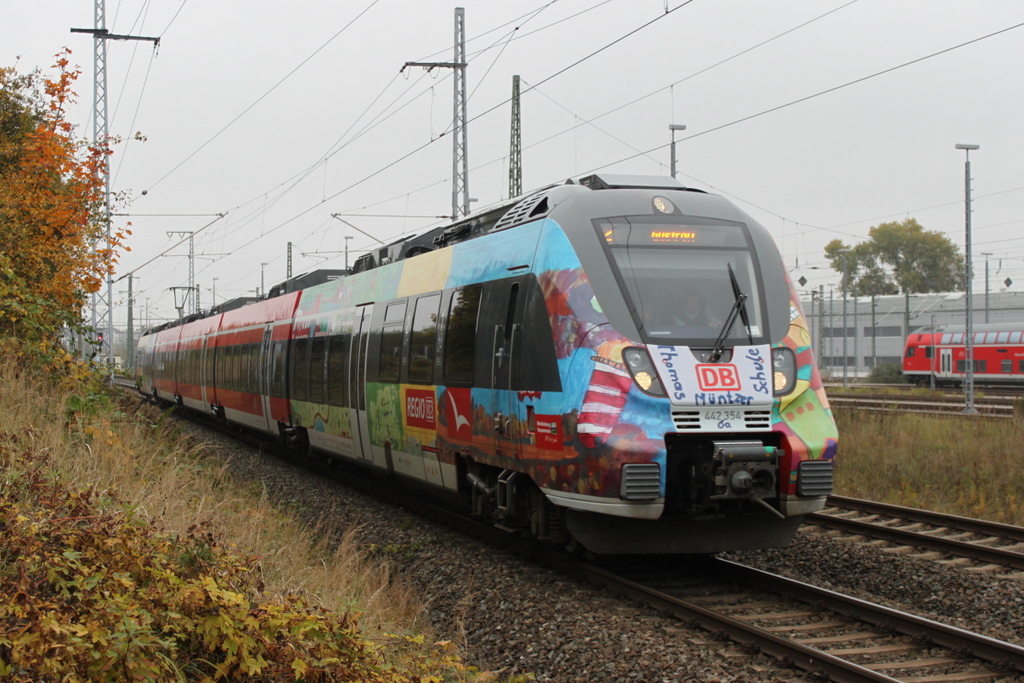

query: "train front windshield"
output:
596 216 767 346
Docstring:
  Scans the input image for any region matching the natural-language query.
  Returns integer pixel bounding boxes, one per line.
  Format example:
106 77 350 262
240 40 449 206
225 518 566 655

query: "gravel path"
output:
185 422 1024 682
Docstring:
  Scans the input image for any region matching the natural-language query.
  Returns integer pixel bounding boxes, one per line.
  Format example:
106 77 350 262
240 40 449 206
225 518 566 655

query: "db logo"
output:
696 364 742 391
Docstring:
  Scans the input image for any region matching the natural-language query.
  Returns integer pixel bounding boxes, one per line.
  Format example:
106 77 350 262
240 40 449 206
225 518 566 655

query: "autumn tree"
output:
0 50 129 357
824 218 962 296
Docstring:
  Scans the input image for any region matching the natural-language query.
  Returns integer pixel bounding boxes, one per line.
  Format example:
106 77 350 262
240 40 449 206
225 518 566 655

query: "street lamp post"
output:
956 143 979 415
669 124 686 179
839 248 852 389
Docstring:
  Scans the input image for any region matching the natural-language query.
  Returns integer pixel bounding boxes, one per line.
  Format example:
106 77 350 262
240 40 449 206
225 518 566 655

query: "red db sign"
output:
696 364 742 391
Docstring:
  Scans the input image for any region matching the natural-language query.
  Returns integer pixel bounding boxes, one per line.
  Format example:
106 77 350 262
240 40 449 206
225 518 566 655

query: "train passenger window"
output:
292 338 309 401
1012 332 1023 344
270 341 286 397
998 332 1010 343
1019 359 1024 373
233 346 242 391
444 286 482 385
409 294 441 384
979 360 987 372
309 338 326 403
248 344 259 392
326 335 349 407
1003 359 1012 373
379 302 407 382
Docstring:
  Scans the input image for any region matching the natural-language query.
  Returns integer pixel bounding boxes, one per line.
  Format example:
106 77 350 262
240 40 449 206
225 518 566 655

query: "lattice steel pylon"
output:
71 1 158 364
509 74 522 199
402 8 469 219
452 7 468 218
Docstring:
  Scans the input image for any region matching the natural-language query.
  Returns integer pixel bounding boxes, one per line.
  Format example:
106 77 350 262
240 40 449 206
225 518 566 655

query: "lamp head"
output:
955 143 979 151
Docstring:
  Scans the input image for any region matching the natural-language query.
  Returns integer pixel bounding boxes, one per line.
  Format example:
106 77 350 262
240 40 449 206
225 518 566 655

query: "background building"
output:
801 289 1024 379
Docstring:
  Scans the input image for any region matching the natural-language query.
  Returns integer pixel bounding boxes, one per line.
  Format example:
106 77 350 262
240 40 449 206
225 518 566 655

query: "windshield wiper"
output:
709 264 753 363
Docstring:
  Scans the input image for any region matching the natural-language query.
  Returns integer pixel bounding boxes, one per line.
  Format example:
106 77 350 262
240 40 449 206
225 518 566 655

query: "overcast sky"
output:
7 0 1024 327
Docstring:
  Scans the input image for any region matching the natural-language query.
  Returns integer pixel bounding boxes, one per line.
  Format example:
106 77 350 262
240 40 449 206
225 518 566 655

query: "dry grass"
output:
0 360 426 638
833 408 1024 525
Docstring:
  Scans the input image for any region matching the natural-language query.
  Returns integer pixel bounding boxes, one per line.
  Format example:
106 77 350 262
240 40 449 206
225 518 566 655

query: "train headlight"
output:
622 347 667 397
772 347 797 396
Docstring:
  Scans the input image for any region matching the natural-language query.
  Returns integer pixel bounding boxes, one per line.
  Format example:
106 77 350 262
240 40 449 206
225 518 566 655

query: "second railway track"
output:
808 496 1024 574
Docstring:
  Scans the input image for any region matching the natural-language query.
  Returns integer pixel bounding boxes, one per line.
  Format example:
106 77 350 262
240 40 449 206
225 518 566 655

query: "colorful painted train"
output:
903 322 1024 386
137 174 837 554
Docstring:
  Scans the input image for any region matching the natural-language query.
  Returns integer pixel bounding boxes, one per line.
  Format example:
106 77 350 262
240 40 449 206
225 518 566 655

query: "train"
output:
903 322 1024 386
136 173 838 555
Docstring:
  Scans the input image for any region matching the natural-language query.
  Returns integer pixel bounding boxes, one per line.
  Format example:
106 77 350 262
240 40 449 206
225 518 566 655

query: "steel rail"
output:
129 387 1024 682
702 557 1024 674
809 496 1024 570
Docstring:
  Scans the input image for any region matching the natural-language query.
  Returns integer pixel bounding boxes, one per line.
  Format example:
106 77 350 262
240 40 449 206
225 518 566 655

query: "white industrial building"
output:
800 289 1024 380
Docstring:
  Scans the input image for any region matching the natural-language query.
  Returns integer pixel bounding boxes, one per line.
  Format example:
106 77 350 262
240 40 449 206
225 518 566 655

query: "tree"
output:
0 50 129 353
824 218 962 296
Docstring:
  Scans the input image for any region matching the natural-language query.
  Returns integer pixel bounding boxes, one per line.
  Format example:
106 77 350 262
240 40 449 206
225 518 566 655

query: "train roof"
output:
149 174 734 332
913 322 1024 335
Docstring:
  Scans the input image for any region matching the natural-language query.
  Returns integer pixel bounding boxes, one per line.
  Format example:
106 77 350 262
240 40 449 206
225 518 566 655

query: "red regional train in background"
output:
137 174 838 555
902 322 1024 386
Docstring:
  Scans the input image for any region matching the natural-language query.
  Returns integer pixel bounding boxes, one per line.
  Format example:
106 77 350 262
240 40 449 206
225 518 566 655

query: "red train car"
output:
903 323 1024 385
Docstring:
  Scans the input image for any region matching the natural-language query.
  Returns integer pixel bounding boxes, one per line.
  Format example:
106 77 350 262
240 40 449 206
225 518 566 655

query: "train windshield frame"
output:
594 215 770 347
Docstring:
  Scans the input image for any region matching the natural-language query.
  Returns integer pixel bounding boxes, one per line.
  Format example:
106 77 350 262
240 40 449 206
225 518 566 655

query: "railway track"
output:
126 386 1024 682
808 496 1024 574
827 393 1015 419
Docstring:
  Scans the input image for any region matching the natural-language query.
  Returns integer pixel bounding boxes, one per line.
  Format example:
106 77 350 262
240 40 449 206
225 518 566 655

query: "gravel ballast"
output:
185 422 1024 682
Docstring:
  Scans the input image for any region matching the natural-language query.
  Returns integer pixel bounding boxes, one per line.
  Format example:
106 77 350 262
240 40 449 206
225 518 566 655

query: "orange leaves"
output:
0 51 130 353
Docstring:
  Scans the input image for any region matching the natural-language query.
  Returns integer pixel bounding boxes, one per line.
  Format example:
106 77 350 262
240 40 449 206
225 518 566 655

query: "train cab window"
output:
309 338 326 403
326 334 349 407
379 302 406 382
596 217 766 346
270 341 286 397
906 346 916 358
924 346 933 359
444 285 482 385
292 337 309 401
409 294 441 384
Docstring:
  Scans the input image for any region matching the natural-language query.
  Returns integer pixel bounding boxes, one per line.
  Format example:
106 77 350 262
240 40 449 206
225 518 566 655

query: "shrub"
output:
867 363 905 384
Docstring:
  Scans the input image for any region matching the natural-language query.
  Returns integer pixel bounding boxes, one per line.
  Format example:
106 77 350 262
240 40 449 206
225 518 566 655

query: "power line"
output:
142 0 384 194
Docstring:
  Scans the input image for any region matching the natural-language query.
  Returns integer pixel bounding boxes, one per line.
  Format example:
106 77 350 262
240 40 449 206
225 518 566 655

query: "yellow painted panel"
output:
397 248 453 297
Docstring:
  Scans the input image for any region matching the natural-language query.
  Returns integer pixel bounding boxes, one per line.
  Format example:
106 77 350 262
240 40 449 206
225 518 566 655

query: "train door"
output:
939 348 953 380
257 324 274 432
491 280 525 460
350 305 373 461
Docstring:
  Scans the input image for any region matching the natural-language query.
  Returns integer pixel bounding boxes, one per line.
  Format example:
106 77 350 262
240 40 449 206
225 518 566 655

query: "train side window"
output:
1012 332 1023 344
327 334 349 407
309 337 326 403
1003 359 1012 373
379 301 406 382
924 346 933 358
270 340 286 397
248 343 258 392
978 360 987 373
906 346 916 358
292 337 309 401
409 294 441 384
233 345 243 391
1019 359 1024 373
444 286 482 385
